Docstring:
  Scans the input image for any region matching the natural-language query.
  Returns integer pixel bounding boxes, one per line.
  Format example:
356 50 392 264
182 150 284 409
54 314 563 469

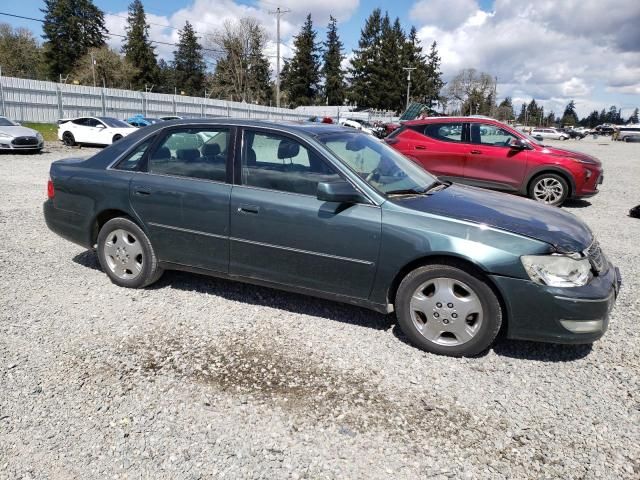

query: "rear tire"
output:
395 263 502 357
97 217 163 288
62 131 75 146
528 173 569 206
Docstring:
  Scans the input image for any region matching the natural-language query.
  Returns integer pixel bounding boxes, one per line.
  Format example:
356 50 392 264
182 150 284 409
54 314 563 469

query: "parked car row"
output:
44 118 621 357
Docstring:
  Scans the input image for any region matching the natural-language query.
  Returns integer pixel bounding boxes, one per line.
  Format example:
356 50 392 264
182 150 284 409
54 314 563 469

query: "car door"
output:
464 122 528 191
396 122 467 179
129 126 233 273
229 128 381 299
70 118 91 143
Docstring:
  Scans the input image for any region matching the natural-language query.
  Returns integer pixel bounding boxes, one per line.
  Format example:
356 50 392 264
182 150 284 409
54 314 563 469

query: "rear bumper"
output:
43 200 93 249
491 264 621 344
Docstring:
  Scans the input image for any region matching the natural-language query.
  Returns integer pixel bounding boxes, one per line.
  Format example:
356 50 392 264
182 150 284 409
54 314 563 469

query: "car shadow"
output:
492 339 592 361
563 199 592 208
72 250 594 361
72 250 394 332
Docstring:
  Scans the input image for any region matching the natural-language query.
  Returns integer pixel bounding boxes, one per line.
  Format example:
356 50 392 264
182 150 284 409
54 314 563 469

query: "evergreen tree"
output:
281 14 321 107
598 108 606 124
246 24 272 104
156 59 175 93
41 0 107 78
517 102 527 124
322 16 346 106
173 21 206 96
403 26 427 104
349 9 383 108
496 97 514 121
122 0 158 90
561 100 579 126
545 111 556 127
378 15 406 111
628 107 639 124
424 41 444 107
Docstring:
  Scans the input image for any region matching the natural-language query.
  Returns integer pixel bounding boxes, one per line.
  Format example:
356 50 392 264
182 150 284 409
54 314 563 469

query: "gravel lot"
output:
1 138 638 479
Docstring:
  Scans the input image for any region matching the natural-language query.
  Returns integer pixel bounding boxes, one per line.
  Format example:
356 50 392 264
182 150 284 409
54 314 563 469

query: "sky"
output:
3 0 640 118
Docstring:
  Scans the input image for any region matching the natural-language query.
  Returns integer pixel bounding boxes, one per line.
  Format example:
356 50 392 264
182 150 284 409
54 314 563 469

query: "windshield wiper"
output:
386 180 449 197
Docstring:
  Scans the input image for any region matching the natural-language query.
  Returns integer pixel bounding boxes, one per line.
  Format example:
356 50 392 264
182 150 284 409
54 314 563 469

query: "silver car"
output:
0 116 44 152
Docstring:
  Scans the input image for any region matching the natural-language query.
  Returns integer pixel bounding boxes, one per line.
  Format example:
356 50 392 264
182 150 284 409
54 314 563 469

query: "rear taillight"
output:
47 178 55 199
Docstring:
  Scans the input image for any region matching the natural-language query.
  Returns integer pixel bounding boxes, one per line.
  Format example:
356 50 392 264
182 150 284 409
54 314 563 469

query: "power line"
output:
0 11 286 60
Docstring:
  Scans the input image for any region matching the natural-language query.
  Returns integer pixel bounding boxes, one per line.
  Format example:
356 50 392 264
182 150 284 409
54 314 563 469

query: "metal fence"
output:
0 76 312 124
0 75 398 124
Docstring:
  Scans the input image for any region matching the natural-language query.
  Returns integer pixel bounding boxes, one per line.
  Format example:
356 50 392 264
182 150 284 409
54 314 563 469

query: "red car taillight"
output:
47 178 55 199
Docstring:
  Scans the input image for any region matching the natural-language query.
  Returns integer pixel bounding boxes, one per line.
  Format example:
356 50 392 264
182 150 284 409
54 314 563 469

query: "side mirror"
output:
509 138 528 149
96 124 105 129
317 181 365 204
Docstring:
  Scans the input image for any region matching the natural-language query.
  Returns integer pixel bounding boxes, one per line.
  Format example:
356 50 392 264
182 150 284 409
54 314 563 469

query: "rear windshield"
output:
99 117 131 128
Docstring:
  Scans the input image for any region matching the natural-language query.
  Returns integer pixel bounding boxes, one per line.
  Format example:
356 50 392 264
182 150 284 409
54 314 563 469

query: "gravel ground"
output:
1 138 639 479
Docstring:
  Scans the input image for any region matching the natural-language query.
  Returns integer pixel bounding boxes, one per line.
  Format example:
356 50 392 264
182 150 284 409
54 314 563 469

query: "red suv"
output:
386 117 603 206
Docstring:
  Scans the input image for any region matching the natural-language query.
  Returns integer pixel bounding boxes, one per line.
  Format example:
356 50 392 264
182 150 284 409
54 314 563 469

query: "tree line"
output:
0 0 445 112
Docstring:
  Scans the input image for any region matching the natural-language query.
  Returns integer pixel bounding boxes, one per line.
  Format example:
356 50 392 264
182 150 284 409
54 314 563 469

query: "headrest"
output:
152 146 171 159
202 143 221 157
177 148 200 163
277 140 300 159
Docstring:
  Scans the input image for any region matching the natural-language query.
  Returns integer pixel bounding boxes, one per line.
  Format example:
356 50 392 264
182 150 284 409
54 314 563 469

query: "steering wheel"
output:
366 168 381 183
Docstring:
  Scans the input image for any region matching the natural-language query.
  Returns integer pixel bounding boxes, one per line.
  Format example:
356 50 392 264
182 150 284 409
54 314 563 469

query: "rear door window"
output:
147 128 230 182
421 123 464 142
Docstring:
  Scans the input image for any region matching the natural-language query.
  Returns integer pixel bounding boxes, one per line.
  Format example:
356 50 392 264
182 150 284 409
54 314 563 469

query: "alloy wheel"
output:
102 228 144 280
532 177 564 204
409 277 484 346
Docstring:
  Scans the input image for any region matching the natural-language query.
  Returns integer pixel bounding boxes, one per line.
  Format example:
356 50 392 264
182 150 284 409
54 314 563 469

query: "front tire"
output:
112 134 123 143
528 173 569 206
97 217 163 288
395 263 502 357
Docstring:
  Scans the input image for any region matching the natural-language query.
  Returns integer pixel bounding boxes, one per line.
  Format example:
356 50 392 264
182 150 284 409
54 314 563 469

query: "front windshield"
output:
99 117 132 128
318 132 436 195
0 117 17 127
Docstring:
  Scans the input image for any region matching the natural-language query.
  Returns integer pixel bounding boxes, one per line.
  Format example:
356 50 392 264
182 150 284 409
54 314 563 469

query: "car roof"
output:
133 118 352 137
404 116 505 125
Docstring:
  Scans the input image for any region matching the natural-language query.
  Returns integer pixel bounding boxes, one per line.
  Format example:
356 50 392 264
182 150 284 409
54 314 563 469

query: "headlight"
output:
36 132 43 140
0 132 11 138
521 254 592 287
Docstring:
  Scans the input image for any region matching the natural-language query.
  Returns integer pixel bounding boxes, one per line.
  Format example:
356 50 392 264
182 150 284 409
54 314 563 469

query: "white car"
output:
57 117 135 146
0 116 44 152
338 118 376 135
531 128 570 141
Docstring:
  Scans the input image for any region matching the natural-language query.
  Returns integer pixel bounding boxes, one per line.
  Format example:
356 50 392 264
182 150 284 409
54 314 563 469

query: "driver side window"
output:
473 123 518 147
241 130 340 195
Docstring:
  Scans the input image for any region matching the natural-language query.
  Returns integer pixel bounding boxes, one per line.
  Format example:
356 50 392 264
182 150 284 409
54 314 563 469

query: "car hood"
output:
539 145 601 166
394 184 593 252
0 125 39 137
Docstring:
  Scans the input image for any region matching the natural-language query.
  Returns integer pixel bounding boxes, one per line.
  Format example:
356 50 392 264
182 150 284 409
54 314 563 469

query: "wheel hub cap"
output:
103 228 143 280
409 277 484 346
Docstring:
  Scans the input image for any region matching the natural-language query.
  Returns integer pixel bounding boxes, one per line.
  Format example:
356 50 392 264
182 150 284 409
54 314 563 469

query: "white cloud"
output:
411 0 640 117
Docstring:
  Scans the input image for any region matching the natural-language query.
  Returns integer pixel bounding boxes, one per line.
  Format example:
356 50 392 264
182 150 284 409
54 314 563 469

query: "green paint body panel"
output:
43 119 621 344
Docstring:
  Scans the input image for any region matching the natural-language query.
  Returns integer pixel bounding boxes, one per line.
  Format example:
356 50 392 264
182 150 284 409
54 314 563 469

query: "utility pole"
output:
90 52 96 87
269 7 291 108
403 67 416 110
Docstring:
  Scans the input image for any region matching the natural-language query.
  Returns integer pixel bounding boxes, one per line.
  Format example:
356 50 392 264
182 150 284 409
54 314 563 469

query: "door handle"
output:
134 189 151 196
415 145 427 150
238 204 260 214
470 150 482 154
